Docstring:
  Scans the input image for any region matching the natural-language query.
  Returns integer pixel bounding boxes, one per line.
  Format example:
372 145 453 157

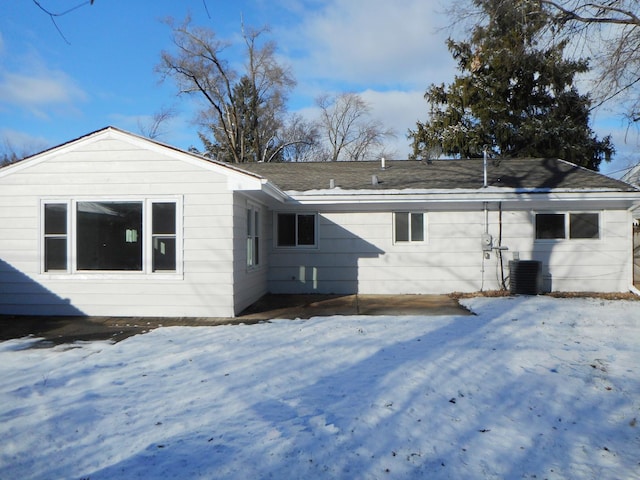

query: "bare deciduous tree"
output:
538 1 640 121
315 93 395 162
278 114 320 162
157 17 295 163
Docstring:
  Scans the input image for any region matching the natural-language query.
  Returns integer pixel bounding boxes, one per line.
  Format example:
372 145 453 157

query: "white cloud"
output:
278 0 454 158
282 0 456 89
0 128 50 157
360 89 426 158
0 63 87 118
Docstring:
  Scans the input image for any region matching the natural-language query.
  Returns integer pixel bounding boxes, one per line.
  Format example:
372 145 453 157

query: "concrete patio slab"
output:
0 294 472 346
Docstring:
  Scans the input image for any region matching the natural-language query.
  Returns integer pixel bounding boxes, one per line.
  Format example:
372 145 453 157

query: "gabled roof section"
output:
0 126 276 194
240 158 638 193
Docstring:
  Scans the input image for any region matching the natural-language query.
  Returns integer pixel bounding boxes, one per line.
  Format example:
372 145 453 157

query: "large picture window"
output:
535 212 600 240
394 212 426 243
276 213 316 247
77 202 143 271
42 199 179 274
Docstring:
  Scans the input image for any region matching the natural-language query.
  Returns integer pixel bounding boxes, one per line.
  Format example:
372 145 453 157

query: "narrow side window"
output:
247 206 260 267
152 202 177 271
44 203 68 271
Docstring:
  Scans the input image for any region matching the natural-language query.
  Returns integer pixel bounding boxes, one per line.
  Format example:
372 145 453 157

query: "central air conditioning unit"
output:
509 260 543 295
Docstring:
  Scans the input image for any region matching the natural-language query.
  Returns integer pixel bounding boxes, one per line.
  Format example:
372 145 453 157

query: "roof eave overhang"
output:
280 188 640 206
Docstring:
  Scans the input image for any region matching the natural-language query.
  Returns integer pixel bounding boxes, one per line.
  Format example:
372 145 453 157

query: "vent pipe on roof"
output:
329 178 335 189
372 175 379 186
483 146 488 188
381 157 386 170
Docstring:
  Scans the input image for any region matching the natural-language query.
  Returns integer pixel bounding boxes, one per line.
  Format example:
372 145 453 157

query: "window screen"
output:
395 212 409 242
570 213 599 239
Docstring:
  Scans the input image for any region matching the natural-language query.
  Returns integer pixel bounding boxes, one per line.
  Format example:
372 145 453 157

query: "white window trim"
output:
533 211 602 241
40 196 183 279
274 211 319 249
41 200 72 274
393 211 428 245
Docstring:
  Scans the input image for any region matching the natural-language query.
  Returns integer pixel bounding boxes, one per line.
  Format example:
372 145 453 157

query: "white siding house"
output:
0 127 279 317
0 127 639 317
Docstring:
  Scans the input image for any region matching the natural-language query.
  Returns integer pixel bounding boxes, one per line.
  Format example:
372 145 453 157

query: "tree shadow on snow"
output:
74 299 638 480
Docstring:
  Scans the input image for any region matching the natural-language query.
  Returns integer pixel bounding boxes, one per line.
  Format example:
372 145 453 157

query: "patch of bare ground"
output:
449 291 640 301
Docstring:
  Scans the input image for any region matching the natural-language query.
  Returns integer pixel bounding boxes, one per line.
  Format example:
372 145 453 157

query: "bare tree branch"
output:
540 0 640 25
316 92 395 162
137 105 177 140
32 0 94 44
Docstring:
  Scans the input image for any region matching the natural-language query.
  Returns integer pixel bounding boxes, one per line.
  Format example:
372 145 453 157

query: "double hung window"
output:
42 199 179 274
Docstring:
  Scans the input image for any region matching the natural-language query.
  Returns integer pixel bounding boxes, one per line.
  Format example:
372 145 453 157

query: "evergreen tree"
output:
409 0 613 170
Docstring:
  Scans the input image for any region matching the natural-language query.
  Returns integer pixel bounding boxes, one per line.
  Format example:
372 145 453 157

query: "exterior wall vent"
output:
509 260 543 295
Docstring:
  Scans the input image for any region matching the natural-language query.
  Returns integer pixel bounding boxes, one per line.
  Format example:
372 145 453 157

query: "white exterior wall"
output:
267 203 635 295
268 207 491 295
0 135 242 317
499 208 633 292
232 193 268 315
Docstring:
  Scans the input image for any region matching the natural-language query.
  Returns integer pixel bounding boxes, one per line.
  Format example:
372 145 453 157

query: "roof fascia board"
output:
282 190 640 206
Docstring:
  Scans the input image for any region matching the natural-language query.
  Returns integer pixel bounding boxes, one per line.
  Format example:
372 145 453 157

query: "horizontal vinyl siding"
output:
232 194 268 315
0 136 240 317
500 209 632 292
358 210 487 294
268 210 488 295
267 206 633 295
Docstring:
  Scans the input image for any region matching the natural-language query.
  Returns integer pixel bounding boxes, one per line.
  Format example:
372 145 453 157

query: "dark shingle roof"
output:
239 158 637 192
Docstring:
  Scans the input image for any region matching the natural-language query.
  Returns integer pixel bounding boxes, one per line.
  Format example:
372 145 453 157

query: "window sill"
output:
40 272 184 281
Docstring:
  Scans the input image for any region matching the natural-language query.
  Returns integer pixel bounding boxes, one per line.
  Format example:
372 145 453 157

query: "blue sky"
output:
1 0 637 177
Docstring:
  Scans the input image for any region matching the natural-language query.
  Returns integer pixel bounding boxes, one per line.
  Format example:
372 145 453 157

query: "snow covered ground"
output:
0 296 638 480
